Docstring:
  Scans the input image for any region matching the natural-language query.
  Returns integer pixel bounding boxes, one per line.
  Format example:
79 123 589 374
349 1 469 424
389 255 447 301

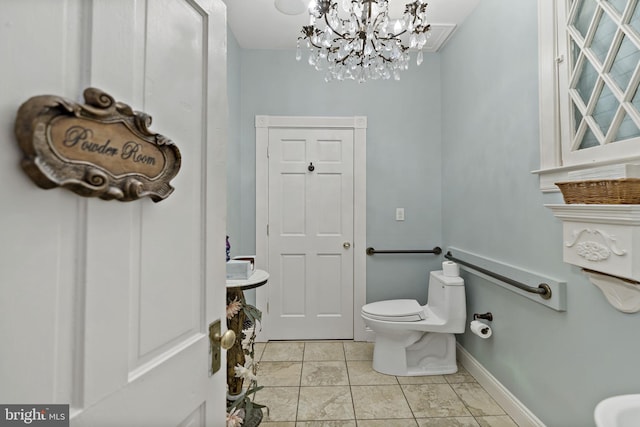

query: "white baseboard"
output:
457 343 546 427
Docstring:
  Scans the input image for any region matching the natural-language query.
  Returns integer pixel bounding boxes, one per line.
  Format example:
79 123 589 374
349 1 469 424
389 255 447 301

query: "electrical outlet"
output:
396 208 405 221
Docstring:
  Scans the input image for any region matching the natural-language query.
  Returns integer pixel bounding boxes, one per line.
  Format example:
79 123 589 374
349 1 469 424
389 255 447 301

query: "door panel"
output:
135 0 206 368
281 255 307 315
316 173 344 234
0 0 228 425
268 128 354 339
316 254 343 315
81 1 227 425
82 0 227 424
281 173 306 234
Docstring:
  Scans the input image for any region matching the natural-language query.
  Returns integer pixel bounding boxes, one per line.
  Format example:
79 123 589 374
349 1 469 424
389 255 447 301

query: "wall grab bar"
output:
444 251 552 300
366 246 442 256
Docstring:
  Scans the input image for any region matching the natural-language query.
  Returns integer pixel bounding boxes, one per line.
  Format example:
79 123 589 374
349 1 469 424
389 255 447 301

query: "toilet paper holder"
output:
473 312 493 322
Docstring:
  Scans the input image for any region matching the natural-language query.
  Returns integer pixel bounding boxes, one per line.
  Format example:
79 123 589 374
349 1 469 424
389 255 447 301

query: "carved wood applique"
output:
15 88 181 202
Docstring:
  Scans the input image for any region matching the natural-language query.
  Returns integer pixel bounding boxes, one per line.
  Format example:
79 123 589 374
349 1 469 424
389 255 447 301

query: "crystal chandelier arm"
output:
386 1 429 38
406 1 429 32
334 43 363 66
350 12 363 37
379 29 406 40
310 0 351 41
323 11 349 39
368 39 396 63
308 37 339 53
299 26 340 53
370 8 387 31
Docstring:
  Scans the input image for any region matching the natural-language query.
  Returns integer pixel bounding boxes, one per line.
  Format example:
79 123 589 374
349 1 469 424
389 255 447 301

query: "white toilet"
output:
361 268 466 376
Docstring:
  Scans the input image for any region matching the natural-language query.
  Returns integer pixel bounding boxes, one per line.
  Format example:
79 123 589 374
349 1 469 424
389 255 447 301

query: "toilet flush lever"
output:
343 242 351 249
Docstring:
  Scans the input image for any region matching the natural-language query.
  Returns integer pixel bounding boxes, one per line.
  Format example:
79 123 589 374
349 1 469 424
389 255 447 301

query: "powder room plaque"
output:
15 87 181 202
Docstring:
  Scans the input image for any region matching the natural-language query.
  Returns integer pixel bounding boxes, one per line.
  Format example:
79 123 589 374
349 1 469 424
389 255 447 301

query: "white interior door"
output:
0 0 228 425
267 127 355 339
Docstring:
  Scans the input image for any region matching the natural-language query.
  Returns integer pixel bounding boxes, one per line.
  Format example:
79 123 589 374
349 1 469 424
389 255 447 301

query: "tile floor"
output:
252 341 519 427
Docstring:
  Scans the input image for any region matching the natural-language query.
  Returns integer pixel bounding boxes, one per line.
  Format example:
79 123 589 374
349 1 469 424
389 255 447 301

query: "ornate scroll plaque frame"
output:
15 87 181 202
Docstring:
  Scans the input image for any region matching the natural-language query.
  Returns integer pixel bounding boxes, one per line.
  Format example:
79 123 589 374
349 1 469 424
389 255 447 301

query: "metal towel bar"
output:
445 251 552 300
366 246 442 256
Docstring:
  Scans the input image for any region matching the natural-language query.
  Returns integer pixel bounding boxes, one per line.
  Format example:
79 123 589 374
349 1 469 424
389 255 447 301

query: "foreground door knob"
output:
209 319 236 375
216 329 236 350
343 242 351 249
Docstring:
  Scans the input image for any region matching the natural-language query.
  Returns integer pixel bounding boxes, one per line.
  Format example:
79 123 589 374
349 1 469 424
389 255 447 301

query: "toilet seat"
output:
361 299 426 322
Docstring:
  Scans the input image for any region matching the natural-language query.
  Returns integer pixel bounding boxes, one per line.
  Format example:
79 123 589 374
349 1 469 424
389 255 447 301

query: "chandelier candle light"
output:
297 0 431 82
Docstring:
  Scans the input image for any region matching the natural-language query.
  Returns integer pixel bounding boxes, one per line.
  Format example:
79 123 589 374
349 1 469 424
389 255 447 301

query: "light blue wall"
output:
227 28 242 255
228 48 444 305
441 1 640 426
227 3 640 424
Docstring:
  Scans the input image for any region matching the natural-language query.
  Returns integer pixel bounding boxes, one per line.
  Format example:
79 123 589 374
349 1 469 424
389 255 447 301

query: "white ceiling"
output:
223 0 481 51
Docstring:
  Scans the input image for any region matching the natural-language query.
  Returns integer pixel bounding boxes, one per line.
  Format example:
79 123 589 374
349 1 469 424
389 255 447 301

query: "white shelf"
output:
546 204 640 313
226 269 270 290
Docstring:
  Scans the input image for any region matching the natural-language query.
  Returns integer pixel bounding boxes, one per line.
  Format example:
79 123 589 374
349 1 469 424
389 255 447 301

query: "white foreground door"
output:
267 127 355 339
0 1 228 426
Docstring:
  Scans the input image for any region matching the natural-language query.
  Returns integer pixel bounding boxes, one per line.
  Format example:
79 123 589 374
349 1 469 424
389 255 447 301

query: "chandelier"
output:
296 0 431 82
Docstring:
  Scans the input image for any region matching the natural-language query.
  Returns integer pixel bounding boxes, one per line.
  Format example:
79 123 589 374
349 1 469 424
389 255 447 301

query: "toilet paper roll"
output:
470 320 492 338
442 261 460 277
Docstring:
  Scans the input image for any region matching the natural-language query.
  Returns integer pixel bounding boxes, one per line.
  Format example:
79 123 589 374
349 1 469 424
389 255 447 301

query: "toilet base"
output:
372 331 458 376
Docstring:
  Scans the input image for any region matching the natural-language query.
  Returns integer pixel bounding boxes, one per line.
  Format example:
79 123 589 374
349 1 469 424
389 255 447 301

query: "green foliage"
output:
243 304 262 325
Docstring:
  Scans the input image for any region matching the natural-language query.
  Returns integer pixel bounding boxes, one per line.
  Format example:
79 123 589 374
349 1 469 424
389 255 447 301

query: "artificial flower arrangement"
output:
226 295 266 427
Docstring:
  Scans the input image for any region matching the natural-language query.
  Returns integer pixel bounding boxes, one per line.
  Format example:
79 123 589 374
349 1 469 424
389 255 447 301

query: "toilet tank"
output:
427 270 466 331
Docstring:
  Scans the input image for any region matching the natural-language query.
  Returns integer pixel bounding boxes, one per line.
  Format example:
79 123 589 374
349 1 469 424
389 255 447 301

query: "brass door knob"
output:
343 242 351 249
215 329 236 350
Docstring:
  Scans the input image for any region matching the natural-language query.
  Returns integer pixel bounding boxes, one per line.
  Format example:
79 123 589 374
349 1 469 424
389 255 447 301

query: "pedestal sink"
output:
595 394 640 427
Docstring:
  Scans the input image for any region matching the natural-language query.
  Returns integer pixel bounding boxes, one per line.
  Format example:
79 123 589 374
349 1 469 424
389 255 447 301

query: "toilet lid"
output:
361 299 426 322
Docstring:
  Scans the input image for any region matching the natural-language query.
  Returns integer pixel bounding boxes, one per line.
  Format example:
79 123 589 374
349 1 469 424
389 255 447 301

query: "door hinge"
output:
267 224 269 236
267 144 270 158
267 302 269 314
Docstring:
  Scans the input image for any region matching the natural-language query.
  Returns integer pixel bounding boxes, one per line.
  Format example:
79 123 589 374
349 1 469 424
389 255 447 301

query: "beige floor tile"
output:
475 415 519 427
253 342 518 426
303 342 345 361
402 384 471 418
256 386 300 422
295 421 357 427
301 361 349 386
343 341 373 360
351 385 413 420
258 361 302 387
417 417 481 427
346 360 398 385
297 386 354 421
254 342 267 360
397 374 448 385
262 342 305 361
450 383 505 417
357 419 418 426
445 366 477 384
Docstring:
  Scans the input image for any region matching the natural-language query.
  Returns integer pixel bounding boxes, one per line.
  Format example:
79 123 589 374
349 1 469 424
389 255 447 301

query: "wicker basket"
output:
555 178 640 204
